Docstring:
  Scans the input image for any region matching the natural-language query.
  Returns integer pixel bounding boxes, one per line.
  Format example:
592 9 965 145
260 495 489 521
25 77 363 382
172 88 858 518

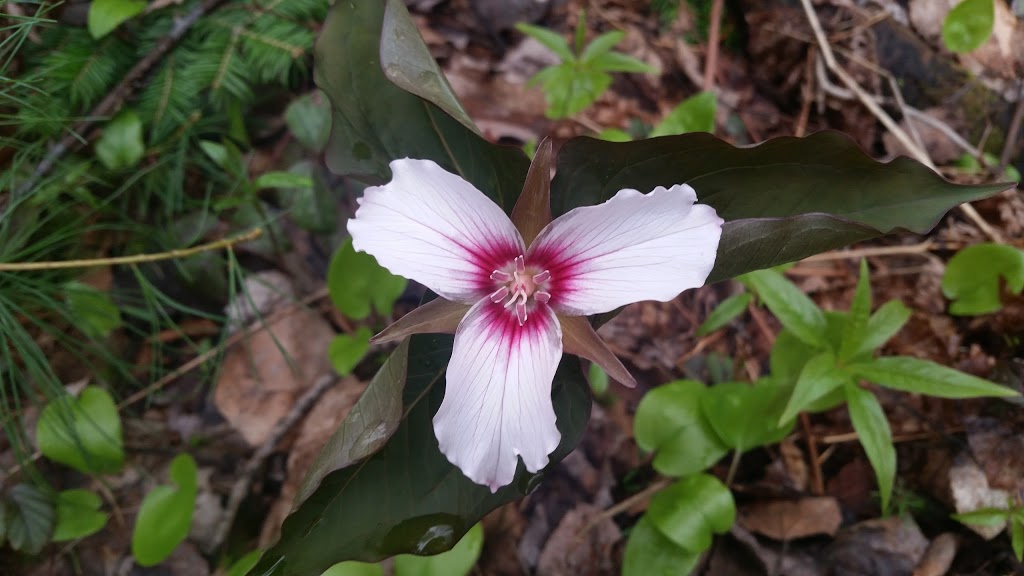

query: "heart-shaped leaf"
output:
941 243 1024 315
647 474 736 553
36 386 124 475
251 336 590 575
327 239 407 320
701 380 794 452
550 134 1007 282
132 453 198 566
622 516 700 576
633 380 728 477
52 489 109 542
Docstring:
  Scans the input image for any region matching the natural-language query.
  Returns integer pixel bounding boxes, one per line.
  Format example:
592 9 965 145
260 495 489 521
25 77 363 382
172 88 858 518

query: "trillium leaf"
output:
550 134 1008 282
251 336 591 576
316 0 529 211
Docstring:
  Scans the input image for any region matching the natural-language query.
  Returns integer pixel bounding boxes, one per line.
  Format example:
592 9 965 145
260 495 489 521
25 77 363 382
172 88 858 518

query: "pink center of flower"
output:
487 255 552 326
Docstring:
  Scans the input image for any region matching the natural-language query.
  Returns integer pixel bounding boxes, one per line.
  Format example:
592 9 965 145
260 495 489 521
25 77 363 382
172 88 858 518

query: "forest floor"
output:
4 0 1024 574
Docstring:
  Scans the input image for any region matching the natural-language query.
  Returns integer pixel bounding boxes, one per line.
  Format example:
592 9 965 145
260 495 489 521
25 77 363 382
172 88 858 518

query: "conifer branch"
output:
13 0 228 199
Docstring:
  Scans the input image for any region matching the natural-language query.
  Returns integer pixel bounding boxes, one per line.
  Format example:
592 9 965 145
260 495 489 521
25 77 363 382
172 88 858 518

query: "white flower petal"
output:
433 298 563 491
348 159 524 304
528 184 723 316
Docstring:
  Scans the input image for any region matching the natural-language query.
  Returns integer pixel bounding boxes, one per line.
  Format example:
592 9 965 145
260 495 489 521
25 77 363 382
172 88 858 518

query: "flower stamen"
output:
490 270 511 282
533 270 550 284
490 286 509 303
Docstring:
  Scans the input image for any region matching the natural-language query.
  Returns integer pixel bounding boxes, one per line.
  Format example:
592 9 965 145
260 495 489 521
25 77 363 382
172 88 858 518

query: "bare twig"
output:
999 81 1024 172
209 373 340 551
0 229 261 271
12 0 228 199
703 0 725 91
801 240 938 262
798 0 1003 243
575 477 672 540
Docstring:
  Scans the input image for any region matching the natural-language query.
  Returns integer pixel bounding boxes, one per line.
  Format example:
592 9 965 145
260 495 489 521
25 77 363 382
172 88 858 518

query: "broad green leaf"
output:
941 243 1024 315
650 92 716 137
327 239 407 320
701 379 794 453
228 550 265 576
852 300 911 359
4 484 55 554
393 522 483 576
322 563 383 576
587 51 657 73
839 259 872 361
844 382 895 512
550 132 1007 283
848 356 1018 399
95 109 144 171
622 516 700 576
328 328 373 376
251 335 591 575
647 474 736 553
36 386 124 475
52 489 108 542
87 0 145 39
514 23 575 62
953 507 1011 526
277 161 337 234
743 269 827 347
696 292 751 336
634 380 727 477
253 171 315 190
286 90 333 153
317 0 529 211
580 31 625 62
64 281 122 338
780 351 847 424
942 0 995 53
132 453 198 566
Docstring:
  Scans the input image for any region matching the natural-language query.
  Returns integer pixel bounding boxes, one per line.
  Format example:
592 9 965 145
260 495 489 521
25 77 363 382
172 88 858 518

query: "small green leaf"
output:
742 269 827 347
953 507 1011 526
87 0 146 39
848 356 1019 399
322 562 384 576
328 328 373 376
393 522 483 576
588 363 610 397
597 128 632 142
514 23 574 61
52 489 108 542
696 292 751 336
650 92 717 137
64 281 122 338
37 386 124 475
622 515 700 576
253 171 315 190
277 162 337 233
701 379 794 453
942 0 995 53
226 550 264 576
530 64 611 119
647 474 736 553
942 243 1024 315
587 51 657 73
844 382 895 512
839 259 872 361
780 351 847 424
286 90 333 153
1012 518 1024 562
95 109 144 171
634 381 728 477
851 300 911 359
580 31 624 62
131 453 198 566
4 484 55 554
327 238 407 320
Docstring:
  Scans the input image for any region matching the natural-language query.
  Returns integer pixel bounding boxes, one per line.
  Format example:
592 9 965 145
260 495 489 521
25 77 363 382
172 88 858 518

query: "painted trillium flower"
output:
347 140 723 491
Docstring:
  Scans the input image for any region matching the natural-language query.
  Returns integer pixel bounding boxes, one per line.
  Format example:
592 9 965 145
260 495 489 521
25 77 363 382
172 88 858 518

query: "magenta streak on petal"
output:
524 243 589 308
442 233 523 296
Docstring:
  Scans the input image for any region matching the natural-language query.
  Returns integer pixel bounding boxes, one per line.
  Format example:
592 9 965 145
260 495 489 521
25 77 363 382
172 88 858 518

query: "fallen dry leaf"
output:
738 497 842 541
825 516 929 576
536 504 621 576
948 454 1010 540
912 532 959 576
214 306 335 446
